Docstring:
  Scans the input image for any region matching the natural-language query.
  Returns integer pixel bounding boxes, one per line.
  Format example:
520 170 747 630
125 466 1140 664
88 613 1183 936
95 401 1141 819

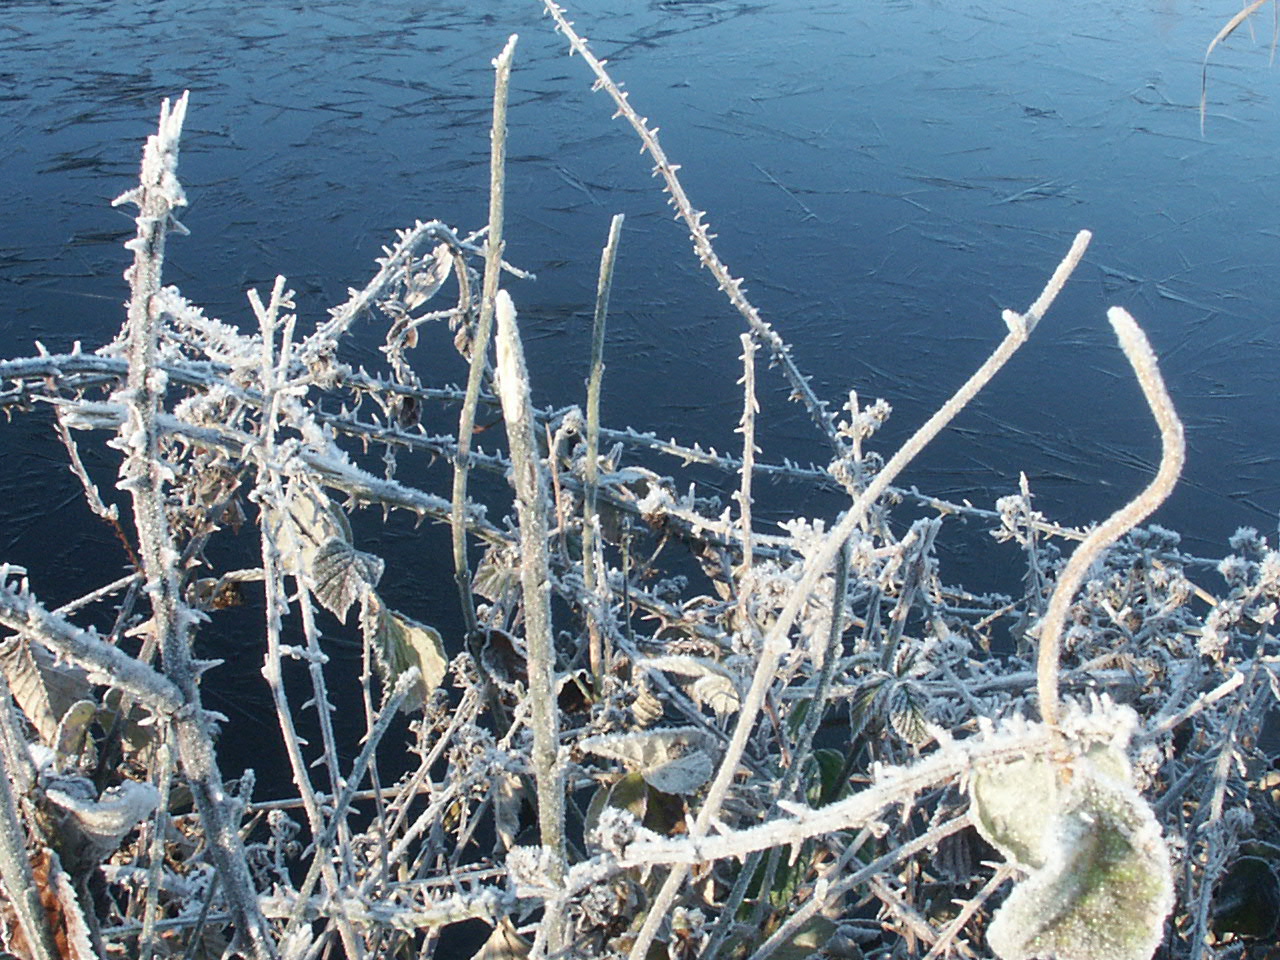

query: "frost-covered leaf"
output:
691 674 739 716
641 750 713 795
632 678 664 727
53 699 98 771
984 757 1173 960
970 755 1060 869
0 637 93 746
473 545 519 602
580 727 715 795
849 673 890 739
494 771 525 853
44 777 161 860
361 593 448 710
267 481 352 579
887 682 930 747
640 656 740 716
638 655 732 681
311 537 384 623
972 742 1137 871
402 243 454 311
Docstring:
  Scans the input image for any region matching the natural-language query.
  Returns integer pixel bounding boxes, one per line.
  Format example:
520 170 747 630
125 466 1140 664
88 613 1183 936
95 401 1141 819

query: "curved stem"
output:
1035 306 1184 728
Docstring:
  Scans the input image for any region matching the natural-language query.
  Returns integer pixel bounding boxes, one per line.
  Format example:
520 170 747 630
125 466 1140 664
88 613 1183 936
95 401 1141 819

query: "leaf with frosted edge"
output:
640 655 741 716
580 727 716 795
691 673 740 716
473 544 519 602
970 755 1060 869
268 481 353 579
361 593 448 711
985 765 1174 960
310 537 384 623
970 742 1134 871
887 682 931 748
638 654 733 681
0 638 93 746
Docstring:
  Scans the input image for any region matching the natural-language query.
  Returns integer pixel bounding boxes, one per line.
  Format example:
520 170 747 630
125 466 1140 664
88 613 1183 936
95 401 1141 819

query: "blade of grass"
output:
585 213 624 691
1201 0 1271 132
452 34 518 640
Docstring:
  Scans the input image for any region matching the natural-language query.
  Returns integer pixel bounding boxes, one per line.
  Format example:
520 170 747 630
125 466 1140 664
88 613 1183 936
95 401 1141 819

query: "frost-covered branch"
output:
1036 306 1185 728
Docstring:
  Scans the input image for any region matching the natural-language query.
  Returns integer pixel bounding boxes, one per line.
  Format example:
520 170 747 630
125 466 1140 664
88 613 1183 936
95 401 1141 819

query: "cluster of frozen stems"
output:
0 6 1277 960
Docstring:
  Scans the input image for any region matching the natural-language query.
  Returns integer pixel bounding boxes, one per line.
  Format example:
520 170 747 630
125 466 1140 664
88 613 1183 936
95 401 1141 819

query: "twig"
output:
112 91 275 958
543 0 846 456
493 289 567 953
0 671 59 960
452 34 518 641
735 332 760 608
584 212 624 690
1035 306 1184 729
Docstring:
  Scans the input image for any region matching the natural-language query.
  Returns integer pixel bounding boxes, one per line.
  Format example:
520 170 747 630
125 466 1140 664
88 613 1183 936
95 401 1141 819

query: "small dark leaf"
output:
887 682 930 747
311 537 384 623
477 627 527 689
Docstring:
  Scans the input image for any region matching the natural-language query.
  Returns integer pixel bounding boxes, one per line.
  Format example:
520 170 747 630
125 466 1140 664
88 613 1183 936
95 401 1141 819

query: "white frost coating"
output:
493 289 526 424
45 778 161 855
973 699 1173 960
985 768 1174 960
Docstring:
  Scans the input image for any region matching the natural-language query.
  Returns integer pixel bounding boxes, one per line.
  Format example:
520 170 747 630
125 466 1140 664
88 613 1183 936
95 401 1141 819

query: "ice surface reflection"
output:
1 0 1278 611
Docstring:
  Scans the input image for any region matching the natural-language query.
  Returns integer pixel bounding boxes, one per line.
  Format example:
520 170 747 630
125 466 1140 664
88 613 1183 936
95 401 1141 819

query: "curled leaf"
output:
970 755 1060 869
361 593 448 710
0 637 93 747
976 750 1173 960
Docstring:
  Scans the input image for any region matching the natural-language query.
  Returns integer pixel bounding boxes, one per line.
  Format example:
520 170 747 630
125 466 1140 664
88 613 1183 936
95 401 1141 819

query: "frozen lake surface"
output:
2 1 1279 741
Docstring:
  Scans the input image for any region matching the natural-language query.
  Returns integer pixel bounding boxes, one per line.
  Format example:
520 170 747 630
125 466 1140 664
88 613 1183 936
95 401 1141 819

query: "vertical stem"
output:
139 731 174 960
493 290 566 952
0 672 58 960
114 92 275 959
251 283 362 959
735 331 760 616
584 213 624 689
451 34 518 640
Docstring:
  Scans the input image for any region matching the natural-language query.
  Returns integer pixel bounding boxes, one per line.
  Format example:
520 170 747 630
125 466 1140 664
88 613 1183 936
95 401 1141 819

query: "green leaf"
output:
1212 855 1280 939
607 772 649 821
970 755 1060 869
806 748 848 808
361 593 448 711
311 538 384 623
985 764 1173 960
